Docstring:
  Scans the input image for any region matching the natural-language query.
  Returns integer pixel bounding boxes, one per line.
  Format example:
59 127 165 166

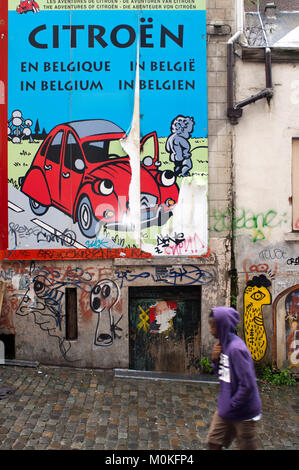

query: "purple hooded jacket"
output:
211 306 262 421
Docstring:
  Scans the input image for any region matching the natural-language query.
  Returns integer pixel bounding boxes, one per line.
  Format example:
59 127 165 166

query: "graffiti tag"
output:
287 257 299 266
259 248 288 261
155 232 185 254
155 232 205 255
212 208 287 242
37 228 77 247
115 264 214 288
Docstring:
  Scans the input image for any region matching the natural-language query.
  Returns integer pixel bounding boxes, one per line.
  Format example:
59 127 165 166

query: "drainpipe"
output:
227 35 273 125
265 46 273 92
227 31 242 125
227 0 244 307
226 31 242 309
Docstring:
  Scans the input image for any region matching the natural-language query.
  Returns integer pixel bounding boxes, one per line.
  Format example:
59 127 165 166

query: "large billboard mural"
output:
5 0 208 258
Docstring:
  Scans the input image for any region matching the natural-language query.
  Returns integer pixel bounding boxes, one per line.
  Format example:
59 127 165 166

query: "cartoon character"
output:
16 274 72 361
90 279 122 347
165 115 195 177
17 1 40 14
243 275 271 361
20 120 179 238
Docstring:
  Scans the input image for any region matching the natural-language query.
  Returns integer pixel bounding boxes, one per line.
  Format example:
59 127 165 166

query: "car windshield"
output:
82 139 127 164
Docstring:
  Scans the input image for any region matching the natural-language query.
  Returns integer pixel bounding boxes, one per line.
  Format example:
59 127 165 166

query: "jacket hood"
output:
211 306 240 348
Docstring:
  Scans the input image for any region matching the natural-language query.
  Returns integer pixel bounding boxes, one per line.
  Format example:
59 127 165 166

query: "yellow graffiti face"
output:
247 287 270 304
244 284 271 361
244 285 271 309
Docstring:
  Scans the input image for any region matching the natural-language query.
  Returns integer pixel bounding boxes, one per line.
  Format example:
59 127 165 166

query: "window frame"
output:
292 138 299 231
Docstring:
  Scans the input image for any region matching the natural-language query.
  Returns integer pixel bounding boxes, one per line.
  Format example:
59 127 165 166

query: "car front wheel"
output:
77 196 101 238
29 198 49 216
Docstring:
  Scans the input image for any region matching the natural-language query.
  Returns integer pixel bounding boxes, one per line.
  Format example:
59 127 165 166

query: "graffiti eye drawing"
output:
33 279 45 295
93 285 101 296
250 291 266 301
102 285 111 298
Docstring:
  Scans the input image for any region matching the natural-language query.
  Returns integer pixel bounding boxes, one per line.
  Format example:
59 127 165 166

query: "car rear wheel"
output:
29 198 49 216
77 196 101 238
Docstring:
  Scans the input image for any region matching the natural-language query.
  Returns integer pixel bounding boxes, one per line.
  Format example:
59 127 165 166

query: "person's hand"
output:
212 340 222 363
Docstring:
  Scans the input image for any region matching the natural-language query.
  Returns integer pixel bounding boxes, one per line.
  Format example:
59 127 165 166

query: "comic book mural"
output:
7 0 208 257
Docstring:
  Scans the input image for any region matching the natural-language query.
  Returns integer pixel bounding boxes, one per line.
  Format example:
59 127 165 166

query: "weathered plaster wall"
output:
233 58 299 370
0 238 230 369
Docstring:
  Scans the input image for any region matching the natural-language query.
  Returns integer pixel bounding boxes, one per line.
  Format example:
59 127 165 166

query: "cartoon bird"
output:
243 275 271 361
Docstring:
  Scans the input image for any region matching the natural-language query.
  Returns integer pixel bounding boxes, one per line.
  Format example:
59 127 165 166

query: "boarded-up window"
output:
292 139 299 231
65 288 78 341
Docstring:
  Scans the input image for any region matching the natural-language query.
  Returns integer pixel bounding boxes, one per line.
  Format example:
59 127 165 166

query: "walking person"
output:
207 306 262 450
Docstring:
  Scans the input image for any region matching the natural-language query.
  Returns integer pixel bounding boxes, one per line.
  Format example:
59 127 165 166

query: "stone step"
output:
114 368 219 384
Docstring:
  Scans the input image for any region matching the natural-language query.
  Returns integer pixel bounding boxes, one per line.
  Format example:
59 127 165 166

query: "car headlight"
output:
94 179 114 196
103 209 115 219
165 198 176 207
160 170 176 187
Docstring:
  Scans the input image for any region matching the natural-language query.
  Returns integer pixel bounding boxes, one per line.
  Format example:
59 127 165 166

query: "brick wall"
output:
206 0 235 238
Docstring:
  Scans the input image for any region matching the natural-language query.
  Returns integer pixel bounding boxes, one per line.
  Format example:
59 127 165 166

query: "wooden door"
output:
129 286 201 374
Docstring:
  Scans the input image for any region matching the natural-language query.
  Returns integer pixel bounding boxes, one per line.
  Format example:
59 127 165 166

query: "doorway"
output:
129 286 201 374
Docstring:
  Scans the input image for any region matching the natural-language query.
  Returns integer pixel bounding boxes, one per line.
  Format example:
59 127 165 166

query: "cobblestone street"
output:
0 364 297 452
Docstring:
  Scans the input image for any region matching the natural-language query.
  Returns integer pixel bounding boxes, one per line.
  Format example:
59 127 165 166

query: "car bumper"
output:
104 206 173 231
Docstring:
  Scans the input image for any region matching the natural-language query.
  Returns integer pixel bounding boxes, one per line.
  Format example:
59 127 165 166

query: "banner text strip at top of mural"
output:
8 1 206 12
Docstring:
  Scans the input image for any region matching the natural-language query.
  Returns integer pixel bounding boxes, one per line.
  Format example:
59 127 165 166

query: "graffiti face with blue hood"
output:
209 306 262 422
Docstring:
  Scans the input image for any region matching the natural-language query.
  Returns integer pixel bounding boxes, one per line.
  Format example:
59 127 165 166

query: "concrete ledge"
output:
113 255 216 266
285 232 299 241
1 359 39 368
114 369 219 384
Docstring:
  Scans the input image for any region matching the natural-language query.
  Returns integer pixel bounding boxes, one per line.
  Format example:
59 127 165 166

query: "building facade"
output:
2 1 297 375
0 0 235 371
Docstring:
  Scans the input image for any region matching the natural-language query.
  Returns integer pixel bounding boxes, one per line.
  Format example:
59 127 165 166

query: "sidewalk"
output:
0 364 298 451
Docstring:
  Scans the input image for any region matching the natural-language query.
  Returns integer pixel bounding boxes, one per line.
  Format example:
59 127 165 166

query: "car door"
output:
140 132 161 224
59 131 85 213
44 130 64 204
